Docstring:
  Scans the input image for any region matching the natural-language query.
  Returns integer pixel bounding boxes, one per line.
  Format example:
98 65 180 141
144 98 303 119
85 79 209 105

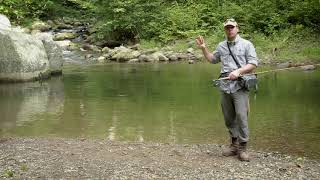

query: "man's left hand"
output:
228 69 241 80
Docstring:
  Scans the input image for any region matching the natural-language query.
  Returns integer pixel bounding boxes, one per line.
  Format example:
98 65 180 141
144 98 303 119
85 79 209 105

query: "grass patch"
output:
3 169 14 178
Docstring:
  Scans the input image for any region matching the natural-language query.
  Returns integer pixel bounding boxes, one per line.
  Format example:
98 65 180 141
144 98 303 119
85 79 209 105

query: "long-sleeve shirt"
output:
212 35 258 93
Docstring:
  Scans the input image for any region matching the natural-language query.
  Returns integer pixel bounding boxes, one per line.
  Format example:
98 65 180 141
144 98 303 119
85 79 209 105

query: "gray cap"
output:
224 18 238 27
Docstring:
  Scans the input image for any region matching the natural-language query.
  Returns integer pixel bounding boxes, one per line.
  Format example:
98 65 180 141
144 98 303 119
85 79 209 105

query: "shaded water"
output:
0 64 319 159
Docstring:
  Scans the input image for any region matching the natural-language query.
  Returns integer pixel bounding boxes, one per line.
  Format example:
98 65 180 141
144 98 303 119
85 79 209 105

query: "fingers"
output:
196 36 205 46
228 70 240 80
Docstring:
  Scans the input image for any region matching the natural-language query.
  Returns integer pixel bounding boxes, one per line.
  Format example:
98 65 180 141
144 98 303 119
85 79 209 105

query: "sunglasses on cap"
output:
225 18 236 23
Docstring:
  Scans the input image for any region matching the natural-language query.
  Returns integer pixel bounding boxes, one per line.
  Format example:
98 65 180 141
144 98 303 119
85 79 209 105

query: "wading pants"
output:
221 89 249 143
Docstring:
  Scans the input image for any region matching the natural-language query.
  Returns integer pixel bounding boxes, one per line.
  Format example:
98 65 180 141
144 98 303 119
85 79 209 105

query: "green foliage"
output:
0 0 94 24
93 0 163 43
0 0 51 24
1 0 319 47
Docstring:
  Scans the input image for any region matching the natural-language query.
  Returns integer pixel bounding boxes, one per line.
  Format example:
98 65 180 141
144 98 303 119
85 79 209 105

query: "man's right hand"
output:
196 36 206 49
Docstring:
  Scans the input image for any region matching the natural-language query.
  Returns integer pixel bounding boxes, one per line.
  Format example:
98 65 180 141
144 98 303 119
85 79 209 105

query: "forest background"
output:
1 0 319 63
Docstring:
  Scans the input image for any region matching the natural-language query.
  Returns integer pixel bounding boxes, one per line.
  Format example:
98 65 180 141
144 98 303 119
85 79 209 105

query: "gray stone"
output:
53 32 77 41
150 52 168 62
168 54 178 61
277 62 291 69
102 47 111 53
128 59 140 63
188 60 195 64
138 54 148 62
33 32 63 74
187 48 194 53
111 47 141 62
129 44 140 50
300 65 315 71
97 56 106 63
0 14 11 30
31 21 51 32
0 29 50 82
176 53 188 60
82 44 101 52
55 40 72 49
42 40 63 74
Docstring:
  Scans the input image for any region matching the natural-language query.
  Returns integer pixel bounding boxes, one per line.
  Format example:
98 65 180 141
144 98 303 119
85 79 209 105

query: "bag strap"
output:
227 42 241 69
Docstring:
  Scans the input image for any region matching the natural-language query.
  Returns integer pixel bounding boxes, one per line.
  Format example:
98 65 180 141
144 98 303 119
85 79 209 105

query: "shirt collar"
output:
227 35 240 45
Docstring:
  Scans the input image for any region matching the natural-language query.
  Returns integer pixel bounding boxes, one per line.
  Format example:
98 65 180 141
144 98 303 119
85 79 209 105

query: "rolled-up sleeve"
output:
246 42 258 66
212 47 221 64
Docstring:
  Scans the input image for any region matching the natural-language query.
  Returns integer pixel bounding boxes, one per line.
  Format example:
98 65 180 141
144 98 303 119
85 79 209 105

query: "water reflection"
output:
0 77 64 135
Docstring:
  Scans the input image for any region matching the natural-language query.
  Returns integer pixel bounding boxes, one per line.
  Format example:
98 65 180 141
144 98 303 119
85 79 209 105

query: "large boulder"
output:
33 32 63 75
0 29 50 82
0 14 11 30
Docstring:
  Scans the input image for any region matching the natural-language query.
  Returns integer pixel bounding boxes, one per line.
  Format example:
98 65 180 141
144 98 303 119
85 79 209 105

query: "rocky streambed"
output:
0 138 319 179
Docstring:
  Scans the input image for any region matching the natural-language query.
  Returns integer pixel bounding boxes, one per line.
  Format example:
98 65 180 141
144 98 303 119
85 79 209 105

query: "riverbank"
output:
1 138 319 179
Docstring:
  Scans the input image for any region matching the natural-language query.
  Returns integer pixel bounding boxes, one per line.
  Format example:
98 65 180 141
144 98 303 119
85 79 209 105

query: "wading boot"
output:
222 137 238 156
238 142 250 161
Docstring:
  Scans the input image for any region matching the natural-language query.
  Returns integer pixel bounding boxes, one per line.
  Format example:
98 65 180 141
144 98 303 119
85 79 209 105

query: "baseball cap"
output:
224 18 238 27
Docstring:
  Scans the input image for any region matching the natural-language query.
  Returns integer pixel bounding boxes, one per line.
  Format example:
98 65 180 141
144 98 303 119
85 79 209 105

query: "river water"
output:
0 63 319 159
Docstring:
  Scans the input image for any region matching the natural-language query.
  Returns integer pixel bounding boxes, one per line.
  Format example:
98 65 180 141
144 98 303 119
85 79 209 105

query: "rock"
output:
150 52 168 62
300 65 315 71
102 53 112 59
42 40 63 75
53 32 77 41
97 56 106 63
55 40 72 49
67 42 79 51
111 47 141 62
0 14 11 29
277 62 291 69
0 29 50 82
129 44 140 50
31 29 42 35
128 59 140 63
85 54 94 60
82 44 101 52
140 54 158 62
138 54 148 62
167 54 178 61
32 32 54 41
31 21 51 32
188 60 195 64
102 47 111 53
187 48 194 53
32 32 63 74
176 53 188 60
158 53 169 62
21 28 31 34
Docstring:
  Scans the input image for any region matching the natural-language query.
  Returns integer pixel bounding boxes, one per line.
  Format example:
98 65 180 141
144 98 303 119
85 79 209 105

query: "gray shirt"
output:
212 35 258 93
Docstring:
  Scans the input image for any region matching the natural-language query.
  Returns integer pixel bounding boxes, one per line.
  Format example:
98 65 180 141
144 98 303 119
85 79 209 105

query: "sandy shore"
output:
0 138 319 179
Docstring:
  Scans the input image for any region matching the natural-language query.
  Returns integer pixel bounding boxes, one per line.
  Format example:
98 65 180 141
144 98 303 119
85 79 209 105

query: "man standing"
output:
196 19 258 161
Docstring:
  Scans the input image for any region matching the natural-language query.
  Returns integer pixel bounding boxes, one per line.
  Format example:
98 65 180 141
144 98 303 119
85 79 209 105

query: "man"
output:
196 18 258 161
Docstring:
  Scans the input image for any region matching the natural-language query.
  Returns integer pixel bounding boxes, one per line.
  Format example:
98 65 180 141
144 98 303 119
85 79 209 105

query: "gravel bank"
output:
0 138 319 179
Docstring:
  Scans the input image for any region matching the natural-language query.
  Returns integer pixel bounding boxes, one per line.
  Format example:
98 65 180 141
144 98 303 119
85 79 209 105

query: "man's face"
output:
224 25 238 40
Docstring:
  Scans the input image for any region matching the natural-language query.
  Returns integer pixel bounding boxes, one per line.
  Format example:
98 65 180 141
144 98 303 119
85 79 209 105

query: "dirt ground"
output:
0 137 319 179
